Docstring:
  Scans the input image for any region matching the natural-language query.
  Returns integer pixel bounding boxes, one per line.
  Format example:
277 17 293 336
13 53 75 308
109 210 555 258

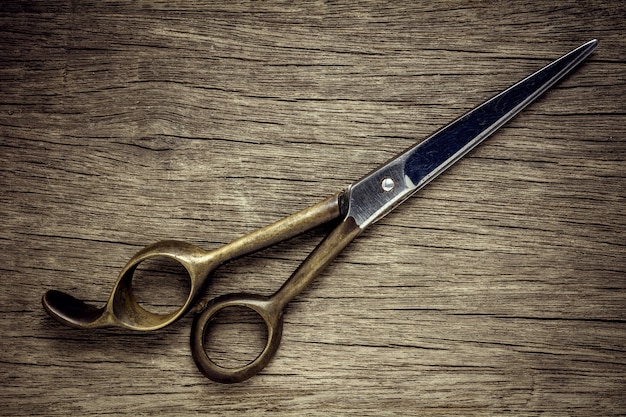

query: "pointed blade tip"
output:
583 39 598 52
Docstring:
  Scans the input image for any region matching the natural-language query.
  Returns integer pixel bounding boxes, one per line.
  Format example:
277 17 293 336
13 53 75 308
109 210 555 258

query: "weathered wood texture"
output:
1 1 625 415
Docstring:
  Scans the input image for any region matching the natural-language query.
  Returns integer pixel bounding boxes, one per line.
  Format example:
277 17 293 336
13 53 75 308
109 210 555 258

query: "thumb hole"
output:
203 305 269 369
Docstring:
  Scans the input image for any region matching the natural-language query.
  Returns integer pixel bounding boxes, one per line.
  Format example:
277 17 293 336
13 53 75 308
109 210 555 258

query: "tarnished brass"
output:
42 193 343 331
191 216 362 383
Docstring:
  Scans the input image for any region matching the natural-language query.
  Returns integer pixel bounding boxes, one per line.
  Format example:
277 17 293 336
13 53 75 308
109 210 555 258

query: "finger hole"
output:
203 306 269 369
131 256 192 315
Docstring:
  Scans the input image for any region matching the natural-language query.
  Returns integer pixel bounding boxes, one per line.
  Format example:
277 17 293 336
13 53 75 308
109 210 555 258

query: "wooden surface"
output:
1 2 625 415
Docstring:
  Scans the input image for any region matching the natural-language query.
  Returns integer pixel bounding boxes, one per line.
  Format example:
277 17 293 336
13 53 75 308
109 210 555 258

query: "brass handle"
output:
42 240 213 330
191 293 283 384
191 217 362 383
42 193 343 331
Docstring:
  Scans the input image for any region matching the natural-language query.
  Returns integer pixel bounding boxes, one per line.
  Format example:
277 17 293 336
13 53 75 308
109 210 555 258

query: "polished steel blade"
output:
346 39 597 227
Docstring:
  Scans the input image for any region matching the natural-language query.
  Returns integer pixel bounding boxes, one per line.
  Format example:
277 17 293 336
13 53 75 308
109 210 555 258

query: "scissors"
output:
43 40 596 383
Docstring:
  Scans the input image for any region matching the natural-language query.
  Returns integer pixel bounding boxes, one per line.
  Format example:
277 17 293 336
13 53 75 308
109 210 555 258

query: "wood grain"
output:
1 1 625 415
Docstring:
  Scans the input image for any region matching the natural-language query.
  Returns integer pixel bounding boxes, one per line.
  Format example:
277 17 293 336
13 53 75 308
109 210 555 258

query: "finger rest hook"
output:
42 240 217 331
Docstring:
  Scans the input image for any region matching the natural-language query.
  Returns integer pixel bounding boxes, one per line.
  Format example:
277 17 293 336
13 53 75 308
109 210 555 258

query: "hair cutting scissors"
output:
43 40 597 383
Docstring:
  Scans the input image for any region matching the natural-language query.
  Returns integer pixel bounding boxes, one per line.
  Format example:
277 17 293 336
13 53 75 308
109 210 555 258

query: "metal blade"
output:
345 39 597 228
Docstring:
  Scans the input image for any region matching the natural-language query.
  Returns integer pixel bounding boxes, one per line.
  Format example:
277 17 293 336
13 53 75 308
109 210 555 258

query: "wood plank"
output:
1 1 624 415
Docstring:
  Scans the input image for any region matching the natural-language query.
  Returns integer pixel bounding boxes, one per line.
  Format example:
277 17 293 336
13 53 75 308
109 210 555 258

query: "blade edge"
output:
345 40 597 228
404 39 598 189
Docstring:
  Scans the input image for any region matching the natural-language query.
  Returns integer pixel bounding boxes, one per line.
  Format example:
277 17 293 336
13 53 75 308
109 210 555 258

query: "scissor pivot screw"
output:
381 177 395 192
